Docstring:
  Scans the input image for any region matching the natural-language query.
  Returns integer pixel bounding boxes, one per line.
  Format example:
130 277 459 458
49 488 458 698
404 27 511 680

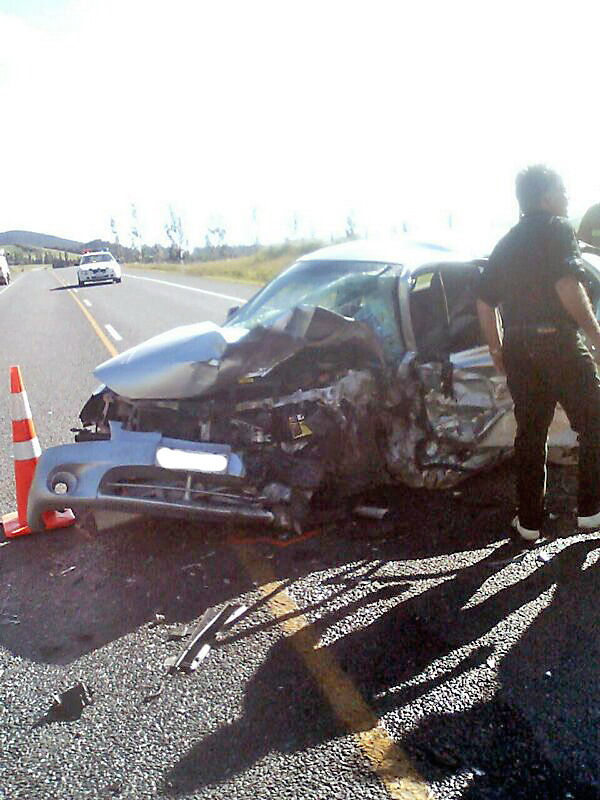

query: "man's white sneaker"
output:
577 510 600 530
512 516 540 541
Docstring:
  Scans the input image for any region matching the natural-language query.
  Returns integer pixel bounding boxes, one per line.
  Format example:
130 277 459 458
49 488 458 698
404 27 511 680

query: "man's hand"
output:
476 299 505 374
555 276 600 357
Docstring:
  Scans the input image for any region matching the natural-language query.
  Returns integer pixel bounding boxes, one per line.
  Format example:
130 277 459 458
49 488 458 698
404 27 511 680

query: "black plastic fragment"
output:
34 682 94 726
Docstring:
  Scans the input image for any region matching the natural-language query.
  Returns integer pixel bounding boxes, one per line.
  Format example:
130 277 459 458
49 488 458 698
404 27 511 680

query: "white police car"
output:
76 250 122 286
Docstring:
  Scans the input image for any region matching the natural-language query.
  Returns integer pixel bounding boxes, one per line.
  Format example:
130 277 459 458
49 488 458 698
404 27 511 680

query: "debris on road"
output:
166 624 192 641
165 603 246 674
60 565 77 576
143 604 247 703
34 682 94 726
353 505 389 520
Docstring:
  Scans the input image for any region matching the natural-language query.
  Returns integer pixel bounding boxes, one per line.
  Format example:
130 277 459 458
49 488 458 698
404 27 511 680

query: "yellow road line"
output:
53 274 118 357
55 269 430 798
234 543 431 800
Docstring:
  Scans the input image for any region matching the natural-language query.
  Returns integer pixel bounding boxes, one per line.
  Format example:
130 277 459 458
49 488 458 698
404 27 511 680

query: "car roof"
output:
297 238 479 274
81 250 113 256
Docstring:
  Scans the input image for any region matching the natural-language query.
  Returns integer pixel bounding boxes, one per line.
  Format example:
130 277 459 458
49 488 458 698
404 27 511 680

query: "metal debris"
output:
60 566 77 576
165 604 246 675
353 505 389 521
34 682 94 726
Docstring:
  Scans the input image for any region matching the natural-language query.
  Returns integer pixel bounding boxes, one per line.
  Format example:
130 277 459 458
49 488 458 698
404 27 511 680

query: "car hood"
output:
94 305 385 400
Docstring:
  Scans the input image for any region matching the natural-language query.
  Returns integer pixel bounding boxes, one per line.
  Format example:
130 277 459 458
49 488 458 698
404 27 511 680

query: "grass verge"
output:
124 241 322 285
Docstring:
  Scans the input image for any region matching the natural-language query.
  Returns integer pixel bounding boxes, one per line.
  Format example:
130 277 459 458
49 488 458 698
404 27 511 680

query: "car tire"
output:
78 278 84 287
115 277 122 283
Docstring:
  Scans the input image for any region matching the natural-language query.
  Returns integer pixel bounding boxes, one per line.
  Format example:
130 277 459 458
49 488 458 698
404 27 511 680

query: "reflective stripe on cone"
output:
10 390 33 424
13 438 42 461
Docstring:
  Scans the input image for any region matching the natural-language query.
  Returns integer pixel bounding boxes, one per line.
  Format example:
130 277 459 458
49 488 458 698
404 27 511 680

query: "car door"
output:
408 262 514 454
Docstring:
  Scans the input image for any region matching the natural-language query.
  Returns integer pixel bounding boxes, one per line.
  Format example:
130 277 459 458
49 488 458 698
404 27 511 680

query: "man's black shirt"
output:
477 211 585 329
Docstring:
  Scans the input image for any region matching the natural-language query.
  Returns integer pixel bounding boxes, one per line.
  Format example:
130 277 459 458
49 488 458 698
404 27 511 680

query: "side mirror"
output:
227 305 239 320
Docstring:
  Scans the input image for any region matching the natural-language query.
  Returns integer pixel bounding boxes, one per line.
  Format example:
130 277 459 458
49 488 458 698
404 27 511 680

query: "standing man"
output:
477 165 600 541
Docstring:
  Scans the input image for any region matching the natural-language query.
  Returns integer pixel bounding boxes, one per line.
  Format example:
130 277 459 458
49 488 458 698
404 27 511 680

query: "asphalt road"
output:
0 267 599 800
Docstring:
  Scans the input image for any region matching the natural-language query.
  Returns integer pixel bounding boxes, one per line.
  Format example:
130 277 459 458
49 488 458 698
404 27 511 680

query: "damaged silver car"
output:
27 240 600 532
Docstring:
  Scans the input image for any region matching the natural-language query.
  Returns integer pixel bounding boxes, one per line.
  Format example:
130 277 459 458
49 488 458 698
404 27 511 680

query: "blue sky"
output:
0 0 599 249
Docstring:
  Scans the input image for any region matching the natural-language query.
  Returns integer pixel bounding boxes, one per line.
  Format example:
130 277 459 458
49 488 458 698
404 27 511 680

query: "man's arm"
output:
555 276 600 362
476 299 505 374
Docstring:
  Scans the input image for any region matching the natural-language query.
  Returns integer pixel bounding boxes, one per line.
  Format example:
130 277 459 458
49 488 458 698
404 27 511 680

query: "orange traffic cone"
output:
1 365 76 538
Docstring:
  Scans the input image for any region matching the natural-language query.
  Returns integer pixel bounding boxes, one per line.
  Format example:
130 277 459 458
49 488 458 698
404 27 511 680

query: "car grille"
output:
99 466 259 508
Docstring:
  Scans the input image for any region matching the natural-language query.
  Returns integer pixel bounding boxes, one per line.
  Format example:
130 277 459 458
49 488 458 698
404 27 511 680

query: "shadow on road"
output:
161 467 599 798
1 462 597 795
49 282 116 291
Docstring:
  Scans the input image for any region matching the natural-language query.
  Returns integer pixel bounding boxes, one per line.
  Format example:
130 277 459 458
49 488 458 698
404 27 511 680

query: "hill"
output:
0 230 109 253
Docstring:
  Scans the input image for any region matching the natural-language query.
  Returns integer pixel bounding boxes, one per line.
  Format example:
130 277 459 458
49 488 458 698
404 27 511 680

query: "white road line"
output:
83 298 92 307
0 277 21 297
72 288 78 293
104 324 123 342
123 272 245 302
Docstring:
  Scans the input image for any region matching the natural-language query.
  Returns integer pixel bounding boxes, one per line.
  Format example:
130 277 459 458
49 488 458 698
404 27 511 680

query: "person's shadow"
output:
162 529 600 798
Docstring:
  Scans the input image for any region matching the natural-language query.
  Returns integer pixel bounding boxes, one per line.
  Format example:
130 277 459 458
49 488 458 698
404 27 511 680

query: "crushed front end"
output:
27 307 388 532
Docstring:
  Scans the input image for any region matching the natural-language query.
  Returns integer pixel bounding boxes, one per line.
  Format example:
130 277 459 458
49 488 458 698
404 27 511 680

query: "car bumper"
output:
78 271 117 282
27 423 275 531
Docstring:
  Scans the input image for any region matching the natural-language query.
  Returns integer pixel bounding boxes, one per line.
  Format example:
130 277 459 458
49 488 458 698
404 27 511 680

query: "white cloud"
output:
0 0 599 246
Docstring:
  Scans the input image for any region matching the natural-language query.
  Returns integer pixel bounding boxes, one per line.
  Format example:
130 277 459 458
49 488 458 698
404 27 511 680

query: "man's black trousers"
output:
503 329 600 529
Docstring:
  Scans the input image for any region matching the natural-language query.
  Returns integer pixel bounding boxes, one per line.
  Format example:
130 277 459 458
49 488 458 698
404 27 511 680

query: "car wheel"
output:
78 278 84 286
115 277 122 283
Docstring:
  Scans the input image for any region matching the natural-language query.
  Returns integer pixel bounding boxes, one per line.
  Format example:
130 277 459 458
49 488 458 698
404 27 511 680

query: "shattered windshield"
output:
229 259 404 360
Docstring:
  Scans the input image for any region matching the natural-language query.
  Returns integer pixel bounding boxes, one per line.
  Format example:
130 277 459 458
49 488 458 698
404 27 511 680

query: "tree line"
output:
108 205 363 264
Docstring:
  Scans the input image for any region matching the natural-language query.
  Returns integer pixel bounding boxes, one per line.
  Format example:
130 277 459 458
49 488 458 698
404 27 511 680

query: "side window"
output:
409 264 485 360
409 270 449 360
439 265 485 353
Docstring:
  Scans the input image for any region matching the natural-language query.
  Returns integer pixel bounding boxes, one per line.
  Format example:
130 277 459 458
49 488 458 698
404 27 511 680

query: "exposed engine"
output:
76 360 387 530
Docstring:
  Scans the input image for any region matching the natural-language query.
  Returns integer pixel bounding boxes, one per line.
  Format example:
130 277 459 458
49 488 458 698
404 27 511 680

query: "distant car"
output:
76 251 122 286
0 250 10 285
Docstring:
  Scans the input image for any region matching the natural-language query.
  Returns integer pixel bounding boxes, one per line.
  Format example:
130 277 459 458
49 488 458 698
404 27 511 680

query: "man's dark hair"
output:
515 164 563 214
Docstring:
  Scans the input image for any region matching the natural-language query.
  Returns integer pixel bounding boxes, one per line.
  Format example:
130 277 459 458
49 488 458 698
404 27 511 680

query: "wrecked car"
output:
26 239 600 533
